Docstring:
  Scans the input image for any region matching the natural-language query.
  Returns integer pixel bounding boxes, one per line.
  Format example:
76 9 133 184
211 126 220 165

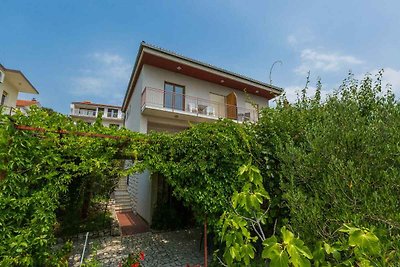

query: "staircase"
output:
114 177 132 212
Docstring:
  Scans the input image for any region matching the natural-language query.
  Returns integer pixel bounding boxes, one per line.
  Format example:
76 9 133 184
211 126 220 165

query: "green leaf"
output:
230 246 237 259
312 242 325 265
263 235 278 247
281 226 294 244
263 243 289 267
348 230 381 255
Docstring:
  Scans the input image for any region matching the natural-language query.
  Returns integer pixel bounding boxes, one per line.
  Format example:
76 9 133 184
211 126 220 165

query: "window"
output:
164 82 185 111
1 91 8 105
107 108 119 118
97 107 104 116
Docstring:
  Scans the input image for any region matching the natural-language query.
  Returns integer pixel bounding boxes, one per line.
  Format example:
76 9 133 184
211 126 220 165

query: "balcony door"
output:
226 92 237 119
164 82 185 111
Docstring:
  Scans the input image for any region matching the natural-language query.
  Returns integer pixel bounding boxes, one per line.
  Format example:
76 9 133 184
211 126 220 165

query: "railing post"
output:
196 97 199 116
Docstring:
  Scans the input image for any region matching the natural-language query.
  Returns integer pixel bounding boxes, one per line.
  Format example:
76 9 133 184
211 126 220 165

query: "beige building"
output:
0 64 39 115
70 101 124 128
118 42 283 223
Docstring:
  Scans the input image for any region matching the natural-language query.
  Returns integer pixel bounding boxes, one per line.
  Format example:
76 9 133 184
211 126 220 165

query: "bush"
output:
0 107 140 265
255 72 400 250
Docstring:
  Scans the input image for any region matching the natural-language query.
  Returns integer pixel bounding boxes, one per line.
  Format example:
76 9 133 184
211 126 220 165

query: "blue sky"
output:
1 0 400 113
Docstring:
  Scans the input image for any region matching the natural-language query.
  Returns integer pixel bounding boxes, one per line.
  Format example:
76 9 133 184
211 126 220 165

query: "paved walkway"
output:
69 228 206 266
116 211 149 236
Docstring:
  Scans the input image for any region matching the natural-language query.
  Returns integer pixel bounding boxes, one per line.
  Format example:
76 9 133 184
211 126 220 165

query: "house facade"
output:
120 42 283 223
70 101 124 128
0 64 39 115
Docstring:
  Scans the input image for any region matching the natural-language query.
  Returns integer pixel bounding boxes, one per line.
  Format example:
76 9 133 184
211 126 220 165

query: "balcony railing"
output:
141 87 258 122
71 109 124 119
1 105 16 115
72 109 97 117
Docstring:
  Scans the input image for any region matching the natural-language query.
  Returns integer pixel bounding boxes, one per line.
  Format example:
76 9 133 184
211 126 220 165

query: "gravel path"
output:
69 228 206 267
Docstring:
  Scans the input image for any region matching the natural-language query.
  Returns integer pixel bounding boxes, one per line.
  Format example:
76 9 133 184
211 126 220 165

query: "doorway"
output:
226 92 237 119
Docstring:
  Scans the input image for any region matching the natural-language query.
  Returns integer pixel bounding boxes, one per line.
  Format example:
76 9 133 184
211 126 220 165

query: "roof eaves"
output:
122 43 146 110
2 66 39 94
141 42 284 93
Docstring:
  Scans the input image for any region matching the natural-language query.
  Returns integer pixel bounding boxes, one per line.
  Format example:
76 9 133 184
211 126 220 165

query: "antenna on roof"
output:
269 60 283 85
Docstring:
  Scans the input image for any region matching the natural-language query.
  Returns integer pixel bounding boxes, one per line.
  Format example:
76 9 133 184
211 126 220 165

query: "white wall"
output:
125 71 148 133
128 170 153 224
0 79 19 107
141 64 269 110
125 64 270 133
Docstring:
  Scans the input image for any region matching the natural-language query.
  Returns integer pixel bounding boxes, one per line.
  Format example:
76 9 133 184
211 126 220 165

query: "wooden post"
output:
204 216 208 267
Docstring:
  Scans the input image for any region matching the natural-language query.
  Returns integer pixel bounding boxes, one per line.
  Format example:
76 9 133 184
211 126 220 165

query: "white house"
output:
119 42 283 224
70 101 124 128
0 64 39 115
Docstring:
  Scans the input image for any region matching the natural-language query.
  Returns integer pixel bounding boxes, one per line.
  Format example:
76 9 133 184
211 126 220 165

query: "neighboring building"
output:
118 42 283 223
0 64 39 115
16 98 41 115
70 101 124 128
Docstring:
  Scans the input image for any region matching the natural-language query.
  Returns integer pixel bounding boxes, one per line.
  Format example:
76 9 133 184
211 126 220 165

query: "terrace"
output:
141 87 259 123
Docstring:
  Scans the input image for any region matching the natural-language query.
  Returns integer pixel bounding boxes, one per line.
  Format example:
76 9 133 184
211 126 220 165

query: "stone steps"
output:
113 177 131 212
114 190 129 197
114 205 132 212
114 198 131 205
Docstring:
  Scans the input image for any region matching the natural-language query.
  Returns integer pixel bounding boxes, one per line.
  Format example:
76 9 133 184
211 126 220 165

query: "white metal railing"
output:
72 109 124 119
0 105 15 116
72 109 96 117
141 87 258 122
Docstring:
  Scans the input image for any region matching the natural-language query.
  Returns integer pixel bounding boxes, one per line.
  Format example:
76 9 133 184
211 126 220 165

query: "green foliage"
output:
56 207 113 236
262 224 388 267
137 120 254 225
219 164 395 266
254 71 400 251
1 70 399 265
81 242 102 267
218 164 269 266
0 107 141 266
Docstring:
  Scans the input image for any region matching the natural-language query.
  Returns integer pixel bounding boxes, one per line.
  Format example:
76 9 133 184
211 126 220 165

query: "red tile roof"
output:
16 99 39 107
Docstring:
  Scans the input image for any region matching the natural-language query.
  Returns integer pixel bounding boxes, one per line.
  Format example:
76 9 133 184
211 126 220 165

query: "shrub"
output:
255 72 400 250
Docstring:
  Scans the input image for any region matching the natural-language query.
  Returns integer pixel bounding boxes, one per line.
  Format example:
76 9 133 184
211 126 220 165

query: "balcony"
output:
1 105 16 115
71 109 124 120
141 87 258 123
71 109 97 117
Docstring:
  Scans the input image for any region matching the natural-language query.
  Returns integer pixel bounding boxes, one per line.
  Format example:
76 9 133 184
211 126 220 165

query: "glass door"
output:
164 82 185 111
